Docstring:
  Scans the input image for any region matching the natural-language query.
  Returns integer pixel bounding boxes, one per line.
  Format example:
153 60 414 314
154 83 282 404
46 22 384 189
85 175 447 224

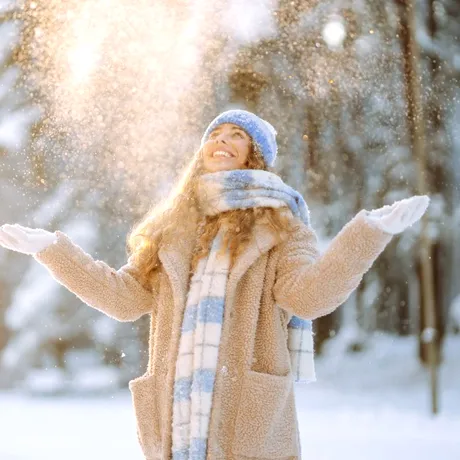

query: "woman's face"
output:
202 123 252 173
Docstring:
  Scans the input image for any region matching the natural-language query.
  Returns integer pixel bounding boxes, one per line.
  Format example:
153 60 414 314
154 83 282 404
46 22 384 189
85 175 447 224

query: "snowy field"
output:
1 334 459 460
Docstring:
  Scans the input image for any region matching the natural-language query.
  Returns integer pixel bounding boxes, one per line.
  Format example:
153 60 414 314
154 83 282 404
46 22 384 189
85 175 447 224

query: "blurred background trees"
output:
0 0 458 394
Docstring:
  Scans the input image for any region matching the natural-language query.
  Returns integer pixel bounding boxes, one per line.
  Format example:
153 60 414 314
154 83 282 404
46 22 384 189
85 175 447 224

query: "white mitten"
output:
0 223 57 255
363 195 430 235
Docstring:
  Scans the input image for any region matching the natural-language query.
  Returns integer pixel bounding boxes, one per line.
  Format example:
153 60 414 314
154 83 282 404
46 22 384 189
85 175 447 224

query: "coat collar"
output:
158 209 291 310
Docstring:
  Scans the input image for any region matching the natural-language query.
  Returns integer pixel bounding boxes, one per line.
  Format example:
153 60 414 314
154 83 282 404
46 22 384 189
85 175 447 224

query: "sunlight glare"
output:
322 19 346 49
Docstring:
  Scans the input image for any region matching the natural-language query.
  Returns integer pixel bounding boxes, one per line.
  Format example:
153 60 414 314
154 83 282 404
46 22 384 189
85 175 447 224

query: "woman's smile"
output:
211 149 236 158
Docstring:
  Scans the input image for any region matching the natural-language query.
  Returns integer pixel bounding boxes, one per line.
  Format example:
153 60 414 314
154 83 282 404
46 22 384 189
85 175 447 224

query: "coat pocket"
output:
232 370 300 458
129 373 162 459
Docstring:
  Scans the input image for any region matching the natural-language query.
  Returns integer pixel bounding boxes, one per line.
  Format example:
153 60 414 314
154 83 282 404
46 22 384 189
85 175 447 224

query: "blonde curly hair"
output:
126 140 297 289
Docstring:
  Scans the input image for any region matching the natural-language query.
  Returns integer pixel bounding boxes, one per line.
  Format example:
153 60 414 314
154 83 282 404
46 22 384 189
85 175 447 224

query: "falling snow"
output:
0 0 459 458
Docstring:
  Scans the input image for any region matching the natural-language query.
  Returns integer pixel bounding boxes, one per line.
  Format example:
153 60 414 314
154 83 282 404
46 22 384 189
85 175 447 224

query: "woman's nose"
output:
214 136 228 145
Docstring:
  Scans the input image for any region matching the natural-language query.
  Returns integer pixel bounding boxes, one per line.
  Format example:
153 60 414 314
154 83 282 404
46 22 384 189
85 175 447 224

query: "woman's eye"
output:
233 132 243 138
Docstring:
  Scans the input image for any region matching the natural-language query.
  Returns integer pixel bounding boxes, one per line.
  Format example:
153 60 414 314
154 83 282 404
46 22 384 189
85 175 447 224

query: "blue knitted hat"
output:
200 109 278 167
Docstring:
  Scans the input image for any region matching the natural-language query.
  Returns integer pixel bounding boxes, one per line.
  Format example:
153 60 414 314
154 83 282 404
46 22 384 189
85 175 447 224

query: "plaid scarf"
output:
171 169 316 460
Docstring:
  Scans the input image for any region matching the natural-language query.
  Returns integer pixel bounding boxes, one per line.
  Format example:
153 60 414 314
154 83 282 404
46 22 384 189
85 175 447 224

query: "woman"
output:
0 109 429 460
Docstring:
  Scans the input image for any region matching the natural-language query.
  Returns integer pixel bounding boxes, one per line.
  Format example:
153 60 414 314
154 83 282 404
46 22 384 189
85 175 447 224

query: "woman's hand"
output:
363 195 430 235
0 224 57 255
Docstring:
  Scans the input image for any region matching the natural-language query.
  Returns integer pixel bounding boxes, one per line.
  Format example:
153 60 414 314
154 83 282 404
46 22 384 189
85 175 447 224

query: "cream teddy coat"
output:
33 207 393 460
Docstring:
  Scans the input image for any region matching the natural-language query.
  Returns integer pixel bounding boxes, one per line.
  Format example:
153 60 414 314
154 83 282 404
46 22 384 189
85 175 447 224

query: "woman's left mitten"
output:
363 195 430 235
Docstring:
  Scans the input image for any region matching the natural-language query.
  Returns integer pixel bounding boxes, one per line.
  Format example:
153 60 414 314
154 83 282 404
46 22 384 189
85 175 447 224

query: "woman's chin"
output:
203 162 239 173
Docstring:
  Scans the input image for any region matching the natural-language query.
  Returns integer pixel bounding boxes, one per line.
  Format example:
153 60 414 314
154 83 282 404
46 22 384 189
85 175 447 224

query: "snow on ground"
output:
0 333 459 460
295 332 460 460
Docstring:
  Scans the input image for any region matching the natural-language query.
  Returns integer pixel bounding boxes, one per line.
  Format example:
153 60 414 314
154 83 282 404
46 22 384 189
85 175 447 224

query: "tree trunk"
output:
395 0 439 414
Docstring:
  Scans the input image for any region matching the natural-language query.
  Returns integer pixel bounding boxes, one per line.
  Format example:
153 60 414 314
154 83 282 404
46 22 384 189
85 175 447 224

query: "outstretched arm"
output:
1 224 156 322
273 195 429 320
30 230 157 322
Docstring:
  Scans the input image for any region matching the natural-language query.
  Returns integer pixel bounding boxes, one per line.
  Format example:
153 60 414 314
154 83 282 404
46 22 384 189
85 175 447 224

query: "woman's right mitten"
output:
0 223 57 255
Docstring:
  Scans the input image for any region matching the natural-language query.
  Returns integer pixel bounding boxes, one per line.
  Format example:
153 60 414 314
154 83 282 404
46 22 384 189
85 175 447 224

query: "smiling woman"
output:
0 108 429 460
201 123 252 172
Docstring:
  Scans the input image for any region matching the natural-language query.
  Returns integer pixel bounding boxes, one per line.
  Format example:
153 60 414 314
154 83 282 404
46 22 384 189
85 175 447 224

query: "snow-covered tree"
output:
0 0 40 375
218 0 459 353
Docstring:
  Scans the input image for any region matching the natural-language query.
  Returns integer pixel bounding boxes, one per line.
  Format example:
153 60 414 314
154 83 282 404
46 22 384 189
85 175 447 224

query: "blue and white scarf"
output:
171 169 315 460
